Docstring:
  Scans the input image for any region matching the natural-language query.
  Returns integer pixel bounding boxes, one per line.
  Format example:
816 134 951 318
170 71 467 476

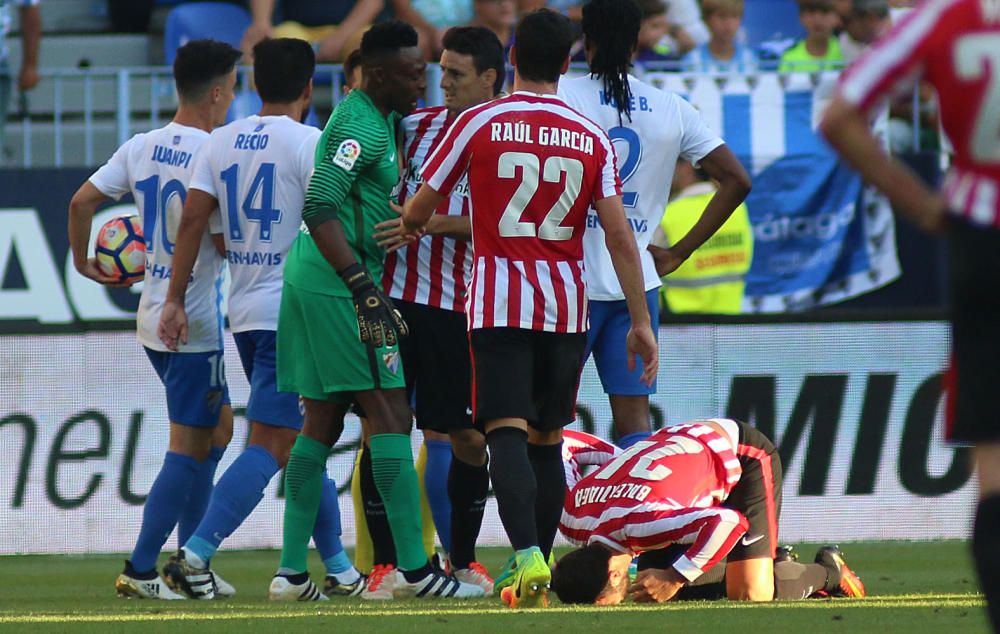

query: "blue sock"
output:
185 445 279 565
313 471 351 574
424 439 453 553
130 451 201 573
617 431 652 450
177 445 225 546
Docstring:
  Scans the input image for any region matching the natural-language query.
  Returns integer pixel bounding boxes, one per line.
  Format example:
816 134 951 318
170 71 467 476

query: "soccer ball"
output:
95 215 145 282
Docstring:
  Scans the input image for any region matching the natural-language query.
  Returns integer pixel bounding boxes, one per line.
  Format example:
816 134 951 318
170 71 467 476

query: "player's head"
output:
252 38 315 105
342 48 364 95
173 39 241 124
510 9 573 85
439 26 506 113
581 0 642 123
360 20 426 116
552 544 629 605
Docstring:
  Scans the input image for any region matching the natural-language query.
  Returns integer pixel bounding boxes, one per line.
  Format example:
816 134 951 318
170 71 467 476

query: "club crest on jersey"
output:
172 135 181 145
382 350 400 374
254 123 265 132
332 139 362 171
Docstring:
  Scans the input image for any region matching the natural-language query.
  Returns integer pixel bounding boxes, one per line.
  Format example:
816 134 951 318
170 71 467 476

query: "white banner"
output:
0 321 970 555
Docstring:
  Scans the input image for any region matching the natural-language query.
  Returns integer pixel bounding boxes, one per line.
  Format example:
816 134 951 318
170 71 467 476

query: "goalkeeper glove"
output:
339 262 409 347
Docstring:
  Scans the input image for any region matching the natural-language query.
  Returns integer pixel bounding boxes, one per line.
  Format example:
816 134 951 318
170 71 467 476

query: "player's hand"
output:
648 245 686 277
626 324 658 387
75 257 137 287
340 262 409 347
374 203 423 253
628 567 686 603
157 300 189 352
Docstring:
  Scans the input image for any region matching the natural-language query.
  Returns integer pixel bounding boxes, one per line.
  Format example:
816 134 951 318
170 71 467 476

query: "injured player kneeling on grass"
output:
551 420 867 604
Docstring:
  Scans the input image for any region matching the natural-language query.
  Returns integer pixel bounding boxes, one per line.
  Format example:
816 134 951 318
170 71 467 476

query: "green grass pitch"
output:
0 542 987 633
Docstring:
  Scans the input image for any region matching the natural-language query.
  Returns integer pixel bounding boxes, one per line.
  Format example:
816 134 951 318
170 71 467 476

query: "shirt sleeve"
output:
837 1 940 114
596 505 749 582
89 134 139 201
592 127 623 202
208 208 223 234
676 96 724 164
188 143 218 198
302 115 385 228
420 107 478 196
298 129 321 192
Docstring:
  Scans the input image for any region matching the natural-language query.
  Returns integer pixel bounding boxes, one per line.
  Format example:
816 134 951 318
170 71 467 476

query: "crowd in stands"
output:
100 0 920 71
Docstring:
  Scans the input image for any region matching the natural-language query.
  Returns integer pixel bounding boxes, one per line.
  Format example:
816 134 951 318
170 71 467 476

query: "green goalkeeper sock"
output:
278 435 329 574
369 433 428 572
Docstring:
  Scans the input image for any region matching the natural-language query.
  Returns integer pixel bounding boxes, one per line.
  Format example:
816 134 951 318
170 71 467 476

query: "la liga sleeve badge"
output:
332 139 362 171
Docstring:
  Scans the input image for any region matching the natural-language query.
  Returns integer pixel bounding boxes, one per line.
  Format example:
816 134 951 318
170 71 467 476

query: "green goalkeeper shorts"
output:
276 282 405 402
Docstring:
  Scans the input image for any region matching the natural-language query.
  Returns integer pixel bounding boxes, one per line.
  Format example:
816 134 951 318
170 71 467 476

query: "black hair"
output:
513 9 574 84
343 47 364 82
582 0 642 124
173 39 242 102
252 38 315 103
360 20 420 69
551 544 614 605
442 26 507 96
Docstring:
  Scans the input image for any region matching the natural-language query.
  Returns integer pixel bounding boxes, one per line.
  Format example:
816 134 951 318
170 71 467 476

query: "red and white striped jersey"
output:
839 0 1000 227
562 429 622 490
559 422 747 583
383 107 472 312
420 92 622 333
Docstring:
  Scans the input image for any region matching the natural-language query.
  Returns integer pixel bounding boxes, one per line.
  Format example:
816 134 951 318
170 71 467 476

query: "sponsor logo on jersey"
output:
172 135 181 145
332 139 362 171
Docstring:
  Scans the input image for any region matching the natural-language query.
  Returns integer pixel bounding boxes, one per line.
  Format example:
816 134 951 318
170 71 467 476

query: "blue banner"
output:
646 71 900 312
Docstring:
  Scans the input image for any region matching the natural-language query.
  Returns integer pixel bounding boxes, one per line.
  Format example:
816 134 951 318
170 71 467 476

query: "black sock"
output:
448 453 489 570
775 561 829 599
974 494 1000 631
360 445 396 566
401 562 434 583
486 427 537 551
527 441 565 561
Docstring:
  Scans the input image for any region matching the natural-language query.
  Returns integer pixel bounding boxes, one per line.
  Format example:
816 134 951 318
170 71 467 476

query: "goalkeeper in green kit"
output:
271 20 484 600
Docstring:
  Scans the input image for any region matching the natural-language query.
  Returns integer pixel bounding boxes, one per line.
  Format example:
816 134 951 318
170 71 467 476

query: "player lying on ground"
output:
553 422 865 604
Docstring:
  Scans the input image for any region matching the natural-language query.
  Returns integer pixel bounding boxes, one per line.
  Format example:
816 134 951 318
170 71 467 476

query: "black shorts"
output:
396 300 473 433
945 218 1000 444
637 422 782 571
470 327 587 432
724 421 783 562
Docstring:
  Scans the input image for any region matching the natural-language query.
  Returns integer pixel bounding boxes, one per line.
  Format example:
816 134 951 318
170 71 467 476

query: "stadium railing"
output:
1 64 445 168
2 62 931 169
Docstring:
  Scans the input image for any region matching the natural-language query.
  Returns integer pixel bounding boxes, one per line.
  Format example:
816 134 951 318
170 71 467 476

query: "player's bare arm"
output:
820 95 946 234
67 181 131 287
594 194 658 385
158 188 220 351
401 183 447 237
648 144 751 277
374 201 471 251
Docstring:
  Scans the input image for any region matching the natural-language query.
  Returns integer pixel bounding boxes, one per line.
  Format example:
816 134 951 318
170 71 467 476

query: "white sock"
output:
182 546 207 569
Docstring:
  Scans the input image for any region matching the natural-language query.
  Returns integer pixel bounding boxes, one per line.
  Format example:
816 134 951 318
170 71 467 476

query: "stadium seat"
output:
163 2 251 65
742 0 804 48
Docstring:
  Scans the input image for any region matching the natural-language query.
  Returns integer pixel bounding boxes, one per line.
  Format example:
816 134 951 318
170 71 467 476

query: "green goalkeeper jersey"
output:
283 89 400 297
